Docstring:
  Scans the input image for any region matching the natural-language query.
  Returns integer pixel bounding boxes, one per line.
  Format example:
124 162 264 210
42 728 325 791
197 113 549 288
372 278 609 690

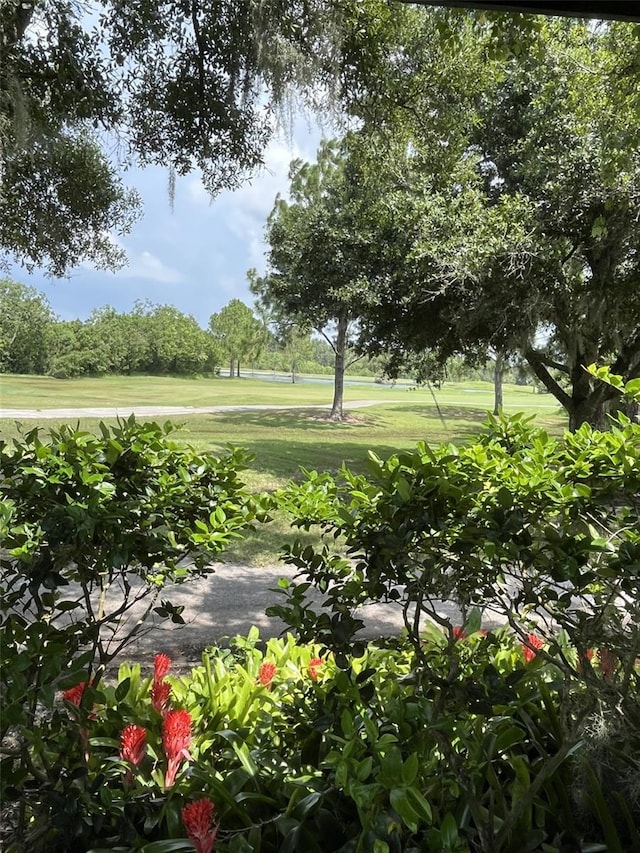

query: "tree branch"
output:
533 352 571 376
524 347 572 410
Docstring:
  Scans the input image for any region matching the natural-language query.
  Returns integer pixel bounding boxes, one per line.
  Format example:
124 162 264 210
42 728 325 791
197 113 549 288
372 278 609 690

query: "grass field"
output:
0 373 565 564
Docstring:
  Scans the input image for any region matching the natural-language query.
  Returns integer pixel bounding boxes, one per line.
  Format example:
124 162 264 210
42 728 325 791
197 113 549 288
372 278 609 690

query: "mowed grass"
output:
1 372 561 413
0 374 565 565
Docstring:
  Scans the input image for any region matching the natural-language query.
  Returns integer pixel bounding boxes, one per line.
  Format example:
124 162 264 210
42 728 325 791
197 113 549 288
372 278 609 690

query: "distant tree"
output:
0 279 55 373
47 320 90 378
251 138 380 421
275 327 315 383
47 303 217 377
143 304 218 375
209 299 266 378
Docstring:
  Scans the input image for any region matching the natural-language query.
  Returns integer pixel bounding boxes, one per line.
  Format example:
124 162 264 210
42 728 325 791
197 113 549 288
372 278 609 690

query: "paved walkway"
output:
93 561 506 668
0 401 387 420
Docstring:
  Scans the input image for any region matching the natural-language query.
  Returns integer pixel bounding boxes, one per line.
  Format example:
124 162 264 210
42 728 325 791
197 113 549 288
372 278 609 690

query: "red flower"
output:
62 681 89 706
162 709 192 787
308 657 323 680
182 798 219 853
452 626 466 642
258 661 277 687
151 653 172 715
151 679 172 716
577 648 594 673
120 724 147 766
154 653 171 682
598 648 617 682
522 633 544 663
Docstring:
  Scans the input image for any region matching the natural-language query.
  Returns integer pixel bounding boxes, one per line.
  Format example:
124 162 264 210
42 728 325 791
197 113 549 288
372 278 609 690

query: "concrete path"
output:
100 561 506 669
0 401 387 420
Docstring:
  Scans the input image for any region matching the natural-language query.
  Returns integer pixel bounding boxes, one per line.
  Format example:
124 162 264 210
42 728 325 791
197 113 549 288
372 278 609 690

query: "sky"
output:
11 120 323 328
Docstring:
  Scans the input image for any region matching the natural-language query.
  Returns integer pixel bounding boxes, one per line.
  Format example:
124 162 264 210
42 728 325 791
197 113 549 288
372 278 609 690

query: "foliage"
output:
0 0 346 273
0 417 269 846
270 412 640 845
273 411 640 662
346 18 640 429
0 279 56 374
208 299 267 378
4 624 640 852
0 291 220 378
251 137 381 420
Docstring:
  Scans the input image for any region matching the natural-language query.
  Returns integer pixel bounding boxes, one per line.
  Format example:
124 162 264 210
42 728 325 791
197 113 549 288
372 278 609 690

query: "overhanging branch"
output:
524 347 572 410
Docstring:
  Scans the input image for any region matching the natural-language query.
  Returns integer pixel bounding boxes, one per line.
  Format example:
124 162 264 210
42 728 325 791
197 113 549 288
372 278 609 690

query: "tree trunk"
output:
330 317 348 422
229 358 234 378
291 360 297 383
525 347 612 431
237 360 241 378
568 358 606 431
493 353 505 415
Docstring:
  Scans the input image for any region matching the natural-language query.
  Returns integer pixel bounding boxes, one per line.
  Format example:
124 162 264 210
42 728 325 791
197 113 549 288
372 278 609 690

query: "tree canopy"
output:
251 138 382 420
347 18 640 429
0 0 346 275
209 298 266 377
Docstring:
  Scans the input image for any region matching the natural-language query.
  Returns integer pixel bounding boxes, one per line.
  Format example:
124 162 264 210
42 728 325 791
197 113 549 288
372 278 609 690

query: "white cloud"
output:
116 250 184 284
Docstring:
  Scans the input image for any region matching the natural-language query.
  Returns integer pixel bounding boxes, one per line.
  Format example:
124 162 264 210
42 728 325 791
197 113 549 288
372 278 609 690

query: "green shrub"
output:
8 626 639 852
0 418 269 849
271 411 640 848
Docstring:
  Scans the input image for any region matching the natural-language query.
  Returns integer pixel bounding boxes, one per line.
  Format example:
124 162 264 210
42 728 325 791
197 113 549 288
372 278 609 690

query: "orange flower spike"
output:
522 633 544 663
258 661 277 687
62 681 89 706
154 653 171 682
151 679 172 716
162 709 192 787
598 648 618 682
120 724 147 767
308 657 323 680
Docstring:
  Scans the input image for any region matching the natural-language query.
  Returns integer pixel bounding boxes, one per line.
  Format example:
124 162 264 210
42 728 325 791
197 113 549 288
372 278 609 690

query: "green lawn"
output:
0 374 565 564
1 371 560 412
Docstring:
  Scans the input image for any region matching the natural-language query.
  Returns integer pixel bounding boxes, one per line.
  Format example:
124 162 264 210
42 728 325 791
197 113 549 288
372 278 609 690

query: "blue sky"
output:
12 123 322 328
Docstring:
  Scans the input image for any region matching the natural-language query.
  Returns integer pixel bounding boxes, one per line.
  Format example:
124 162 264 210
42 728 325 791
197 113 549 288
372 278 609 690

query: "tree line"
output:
0 281 384 380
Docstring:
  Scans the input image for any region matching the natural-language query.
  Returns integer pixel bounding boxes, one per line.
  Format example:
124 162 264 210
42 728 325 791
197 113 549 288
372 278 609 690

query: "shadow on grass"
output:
190 407 491 482
196 402 494 433
202 407 384 431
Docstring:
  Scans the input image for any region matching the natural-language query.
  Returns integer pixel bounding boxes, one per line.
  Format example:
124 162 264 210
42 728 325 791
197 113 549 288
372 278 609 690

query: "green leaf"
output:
114 677 131 703
440 812 460 846
402 752 419 786
389 788 421 832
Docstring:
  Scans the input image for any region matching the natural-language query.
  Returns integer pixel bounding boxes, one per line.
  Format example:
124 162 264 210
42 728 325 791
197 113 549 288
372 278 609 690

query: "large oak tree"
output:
353 17 640 429
0 0 345 275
